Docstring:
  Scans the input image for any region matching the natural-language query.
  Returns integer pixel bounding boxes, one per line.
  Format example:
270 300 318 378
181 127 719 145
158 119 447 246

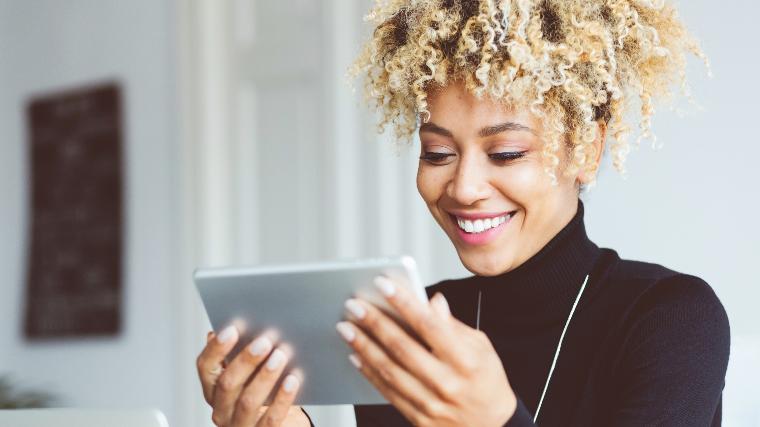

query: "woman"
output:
195 0 730 426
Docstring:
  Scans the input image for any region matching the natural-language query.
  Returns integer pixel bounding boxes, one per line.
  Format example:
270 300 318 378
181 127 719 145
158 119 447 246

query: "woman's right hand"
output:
196 326 309 427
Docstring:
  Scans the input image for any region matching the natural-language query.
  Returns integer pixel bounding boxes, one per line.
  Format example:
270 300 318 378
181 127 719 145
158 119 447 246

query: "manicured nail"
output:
431 293 450 317
266 349 287 371
248 335 273 357
345 299 366 319
349 354 362 369
216 325 238 343
373 276 396 297
336 321 355 342
282 374 300 393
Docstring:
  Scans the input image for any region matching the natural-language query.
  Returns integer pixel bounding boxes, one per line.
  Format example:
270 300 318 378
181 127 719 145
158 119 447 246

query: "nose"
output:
445 153 492 205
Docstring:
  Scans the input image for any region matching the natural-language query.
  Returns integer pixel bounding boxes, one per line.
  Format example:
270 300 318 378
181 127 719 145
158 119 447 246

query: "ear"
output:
578 120 606 185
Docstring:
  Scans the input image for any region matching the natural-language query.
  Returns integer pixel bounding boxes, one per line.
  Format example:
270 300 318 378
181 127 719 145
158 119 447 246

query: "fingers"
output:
254 373 302 427
229 347 292 427
212 334 276 426
198 325 240 405
343 297 453 395
347 353 431 426
373 277 460 360
336 320 437 411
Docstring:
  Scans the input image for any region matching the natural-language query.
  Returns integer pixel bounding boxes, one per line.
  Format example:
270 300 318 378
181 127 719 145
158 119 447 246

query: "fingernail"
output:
431 293 450 317
266 348 287 371
335 321 355 342
282 374 300 393
348 354 362 369
216 325 238 343
248 335 273 357
345 299 366 319
373 276 396 297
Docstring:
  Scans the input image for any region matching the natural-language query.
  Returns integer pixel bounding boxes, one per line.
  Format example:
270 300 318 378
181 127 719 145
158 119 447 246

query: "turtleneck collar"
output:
474 198 602 327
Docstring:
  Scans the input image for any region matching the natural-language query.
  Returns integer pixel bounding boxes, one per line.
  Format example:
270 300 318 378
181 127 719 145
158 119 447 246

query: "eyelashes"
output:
489 151 527 161
418 152 456 162
418 151 527 165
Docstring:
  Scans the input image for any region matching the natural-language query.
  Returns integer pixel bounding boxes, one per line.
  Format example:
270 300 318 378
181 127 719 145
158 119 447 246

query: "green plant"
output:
0 375 55 409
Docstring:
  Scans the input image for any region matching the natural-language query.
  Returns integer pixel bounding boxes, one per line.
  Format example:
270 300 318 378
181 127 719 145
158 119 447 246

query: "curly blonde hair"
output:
349 0 710 185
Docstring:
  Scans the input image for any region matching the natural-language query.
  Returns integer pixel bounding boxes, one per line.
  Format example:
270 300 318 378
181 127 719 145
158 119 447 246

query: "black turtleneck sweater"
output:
353 199 731 426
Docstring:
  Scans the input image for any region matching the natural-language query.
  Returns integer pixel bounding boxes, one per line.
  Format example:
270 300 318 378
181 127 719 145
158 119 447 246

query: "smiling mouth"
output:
449 211 517 234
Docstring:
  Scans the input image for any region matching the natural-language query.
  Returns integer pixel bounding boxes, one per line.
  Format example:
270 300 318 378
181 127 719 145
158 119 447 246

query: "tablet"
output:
193 255 428 405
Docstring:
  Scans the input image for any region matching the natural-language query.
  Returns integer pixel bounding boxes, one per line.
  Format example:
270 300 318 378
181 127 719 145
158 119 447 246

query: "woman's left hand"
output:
336 276 518 427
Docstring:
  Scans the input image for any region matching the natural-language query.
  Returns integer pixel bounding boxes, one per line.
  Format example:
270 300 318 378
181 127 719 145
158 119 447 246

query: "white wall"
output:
0 0 182 424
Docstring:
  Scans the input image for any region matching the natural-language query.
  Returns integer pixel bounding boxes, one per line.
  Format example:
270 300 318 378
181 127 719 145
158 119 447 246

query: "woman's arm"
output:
608 274 731 426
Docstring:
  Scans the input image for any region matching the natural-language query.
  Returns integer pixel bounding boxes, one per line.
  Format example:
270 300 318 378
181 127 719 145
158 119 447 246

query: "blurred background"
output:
0 0 757 426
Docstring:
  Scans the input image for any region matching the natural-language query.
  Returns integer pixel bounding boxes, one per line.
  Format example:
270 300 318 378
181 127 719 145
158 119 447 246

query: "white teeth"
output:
455 212 513 234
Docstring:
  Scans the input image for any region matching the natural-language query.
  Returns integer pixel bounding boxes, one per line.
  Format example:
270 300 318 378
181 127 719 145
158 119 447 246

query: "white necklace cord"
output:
476 273 590 425
475 290 483 330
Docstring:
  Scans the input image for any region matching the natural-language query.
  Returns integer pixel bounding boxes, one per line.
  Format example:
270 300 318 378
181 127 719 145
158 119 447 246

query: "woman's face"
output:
416 82 595 276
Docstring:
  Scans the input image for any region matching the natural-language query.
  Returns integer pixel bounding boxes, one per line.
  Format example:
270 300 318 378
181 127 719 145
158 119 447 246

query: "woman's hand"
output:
336 276 517 427
196 326 311 427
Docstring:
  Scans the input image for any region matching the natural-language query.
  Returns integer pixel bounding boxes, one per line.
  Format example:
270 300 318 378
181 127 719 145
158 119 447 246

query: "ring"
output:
209 364 224 376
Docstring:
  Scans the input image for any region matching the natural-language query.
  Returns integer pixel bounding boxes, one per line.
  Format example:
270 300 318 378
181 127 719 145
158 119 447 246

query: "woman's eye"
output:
419 151 526 164
419 152 455 164
489 151 527 162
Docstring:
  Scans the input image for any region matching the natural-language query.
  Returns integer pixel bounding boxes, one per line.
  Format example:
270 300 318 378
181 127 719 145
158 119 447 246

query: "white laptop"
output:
0 409 169 427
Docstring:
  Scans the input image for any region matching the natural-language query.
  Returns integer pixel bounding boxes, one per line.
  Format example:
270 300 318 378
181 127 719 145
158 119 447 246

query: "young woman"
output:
195 1 730 426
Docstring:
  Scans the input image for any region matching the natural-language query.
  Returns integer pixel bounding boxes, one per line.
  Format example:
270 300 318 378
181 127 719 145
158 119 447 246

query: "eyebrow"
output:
419 121 536 138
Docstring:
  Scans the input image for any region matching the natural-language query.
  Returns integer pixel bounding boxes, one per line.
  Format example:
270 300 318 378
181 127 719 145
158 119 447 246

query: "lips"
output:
447 210 516 220
445 210 517 246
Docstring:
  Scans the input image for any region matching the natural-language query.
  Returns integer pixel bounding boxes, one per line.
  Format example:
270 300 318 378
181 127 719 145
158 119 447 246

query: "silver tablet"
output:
194 255 427 405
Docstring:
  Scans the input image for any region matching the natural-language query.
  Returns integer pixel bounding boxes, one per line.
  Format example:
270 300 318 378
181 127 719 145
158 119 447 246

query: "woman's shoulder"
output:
598 249 730 360
584 253 730 424
601 248 728 318
603 254 730 414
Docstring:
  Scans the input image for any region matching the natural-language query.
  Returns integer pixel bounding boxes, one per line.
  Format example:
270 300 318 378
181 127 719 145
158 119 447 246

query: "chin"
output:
456 249 515 277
